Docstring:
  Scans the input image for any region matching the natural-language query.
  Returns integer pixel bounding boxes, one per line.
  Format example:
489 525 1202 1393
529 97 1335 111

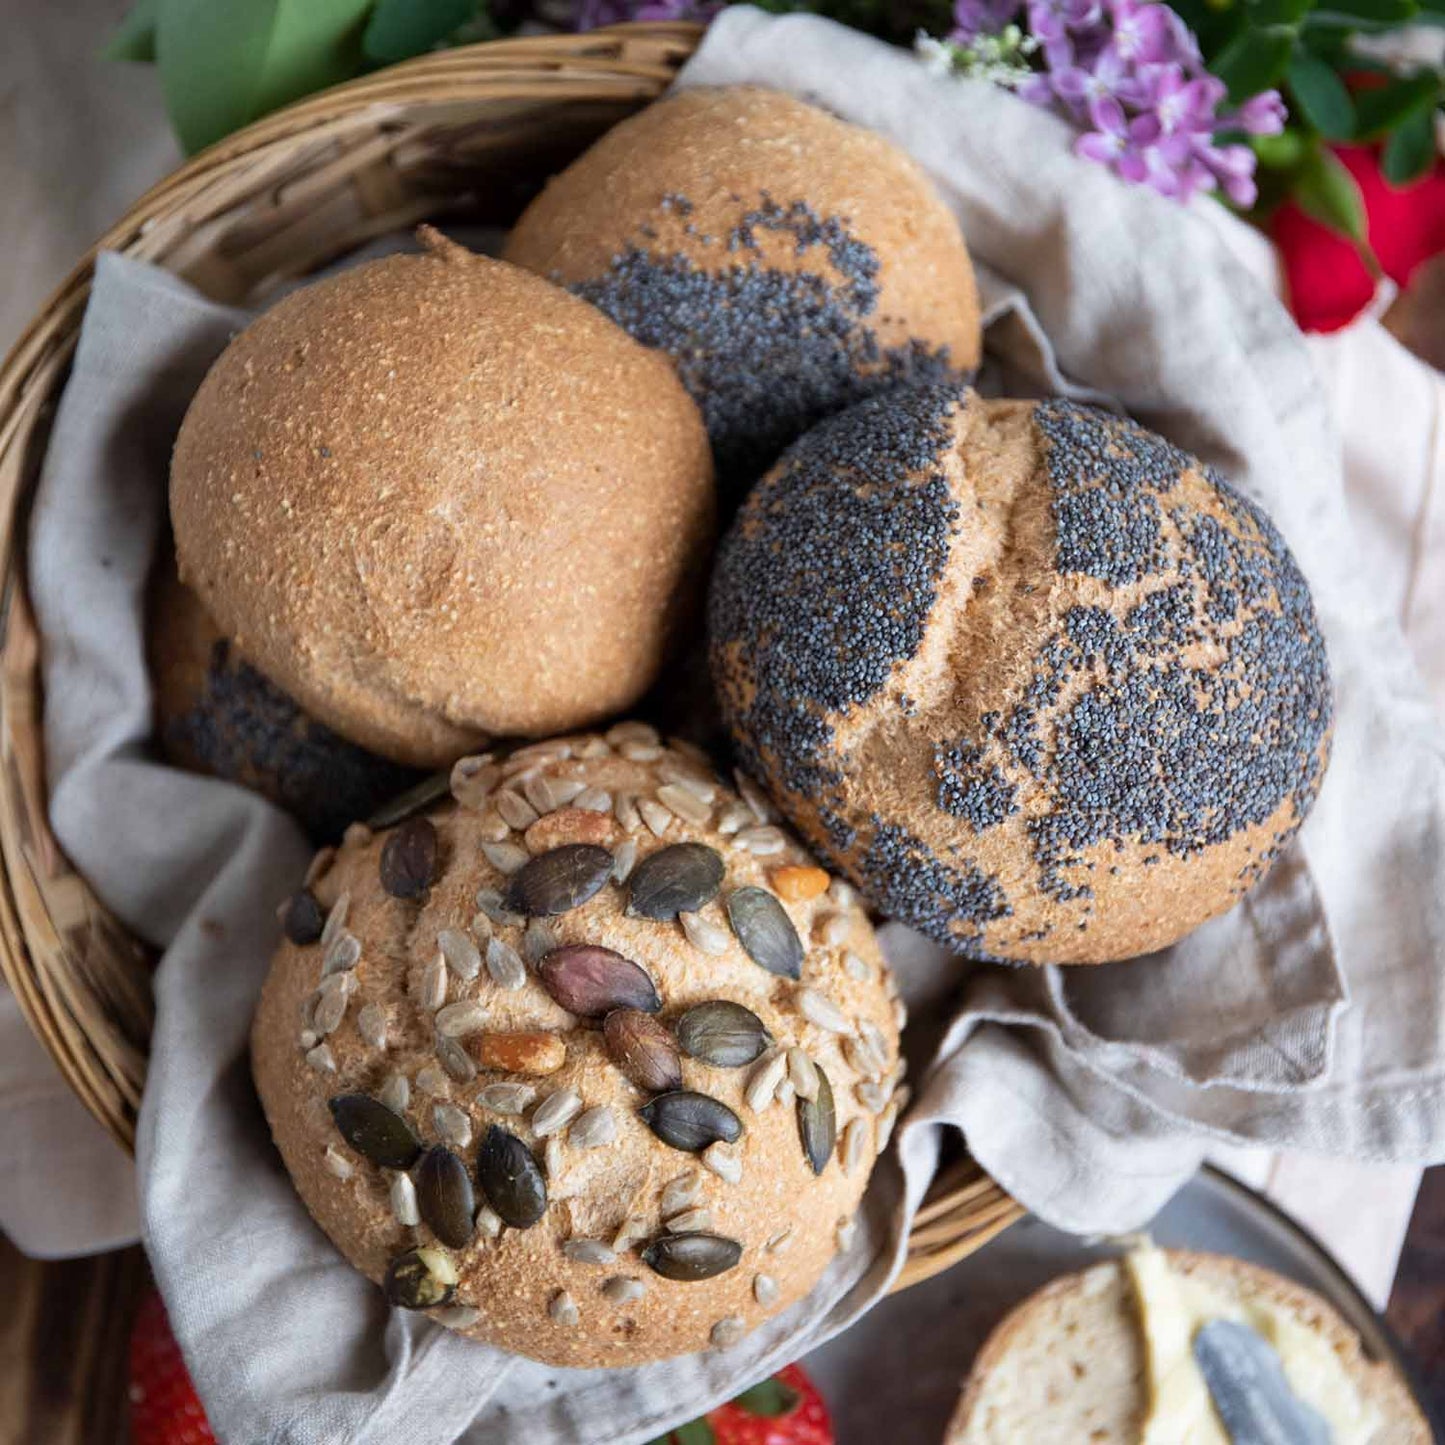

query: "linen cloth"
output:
24 9 1445 1441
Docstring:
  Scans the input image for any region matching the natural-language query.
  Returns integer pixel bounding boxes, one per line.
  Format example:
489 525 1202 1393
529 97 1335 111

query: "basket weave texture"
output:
0 24 1022 1290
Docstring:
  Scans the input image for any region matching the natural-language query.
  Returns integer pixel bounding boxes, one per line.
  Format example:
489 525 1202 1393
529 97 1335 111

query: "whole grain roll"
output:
252 724 904 1368
149 549 423 842
505 86 982 499
709 383 1333 965
170 231 715 768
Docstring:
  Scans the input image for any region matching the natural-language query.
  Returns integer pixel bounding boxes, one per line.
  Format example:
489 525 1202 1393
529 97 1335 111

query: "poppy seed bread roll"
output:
505 86 981 499
708 383 1333 965
252 725 904 1367
170 231 714 768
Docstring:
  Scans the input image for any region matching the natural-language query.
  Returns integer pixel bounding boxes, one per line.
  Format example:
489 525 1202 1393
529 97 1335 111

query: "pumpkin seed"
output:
450 754 500 809
754 1273 780 1307
434 1034 477 1084
549 1289 580 1326
322 1144 354 1180
562 1239 617 1265
476 1126 547 1228
797 1066 836 1175
485 937 527 991
415 1145 475 1248
438 928 482 981
357 1002 388 1051
665 1206 712 1233
611 837 639 883
569 1105 617 1150
390 1171 420 1226
436 1001 488 1038
521 920 557 965
602 1276 646 1304
532 1087 582 1138
476 1082 536 1115
679 910 730 955
505 845 613 916
379 818 439 899
497 789 540 830
379 1074 410 1113
660 1172 702 1217
642 1233 743 1282
798 988 850 1033
329 1094 422 1170
787 1047 819 1101
370 772 451 829
702 1142 742 1183
627 843 725 921
433 1103 473 1149
482 841 529 875
677 1001 772 1068
604 1009 682 1093
383 1247 457 1310
726 888 803 980
744 1051 787 1113
281 890 324 945
475 888 524 927
640 1091 743 1153
322 931 362 976
539 945 660 1017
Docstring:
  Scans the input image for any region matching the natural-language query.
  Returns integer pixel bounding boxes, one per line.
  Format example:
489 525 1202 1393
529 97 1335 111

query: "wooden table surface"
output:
3 1168 1443 1443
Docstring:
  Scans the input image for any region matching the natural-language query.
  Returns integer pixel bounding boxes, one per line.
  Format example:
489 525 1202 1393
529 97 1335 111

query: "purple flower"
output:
1051 43 1140 115
1231 90 1287 136
1142 64 1226 134
575 0 715 28
952 0 1024 42
1109 0 1175 64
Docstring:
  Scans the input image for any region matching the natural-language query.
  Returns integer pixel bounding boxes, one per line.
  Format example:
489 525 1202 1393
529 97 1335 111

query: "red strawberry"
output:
128 1289 217 1445
649 1364 833 1445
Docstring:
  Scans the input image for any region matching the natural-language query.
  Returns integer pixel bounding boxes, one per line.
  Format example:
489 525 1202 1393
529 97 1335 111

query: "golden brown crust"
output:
170 233 715 768
251 726 903 1368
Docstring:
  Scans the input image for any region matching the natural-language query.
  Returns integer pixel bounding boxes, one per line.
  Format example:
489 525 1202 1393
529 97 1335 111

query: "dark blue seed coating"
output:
936 739 1019 830
571 193 960 496
163 639 422 843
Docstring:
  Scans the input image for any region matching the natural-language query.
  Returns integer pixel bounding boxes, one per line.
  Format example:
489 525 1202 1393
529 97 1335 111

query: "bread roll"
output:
505 86 981 498
252 724 903 1367
709 382 1333 964
170 232 714 768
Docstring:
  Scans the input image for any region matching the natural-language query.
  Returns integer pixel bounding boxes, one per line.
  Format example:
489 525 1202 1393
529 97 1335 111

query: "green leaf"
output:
103 0 159 61
1304 0 1416 28
1353 71 1439 139
731 1377 801 1417
1253 125 1313 167
1249 0 1314 27
1285 49 1355 137
1293 145 1369 241
1211 28 1295 102
672 1422 714 1445
363 0 477 64
156 0 374 154
1382 104 1439 184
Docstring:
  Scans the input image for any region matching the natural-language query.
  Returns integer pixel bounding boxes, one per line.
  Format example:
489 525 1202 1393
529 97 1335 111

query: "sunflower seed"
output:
438 929 482 981
665 1206 713 1233
436 1001 488 1038
476 1082 536 1116
677 1001 772 1068
482 841 529 875
843 951 871 982
775 1078 796 1107
380 818 439 899
679 911 730 956
384 1247 457 1310
521 920 557 965
877 1101 900 1154
539 945 660 1017
281 889 325 945
818 914 852 949
304 848 336 889
829 878 857 908
569 1105 617 1150
474 1203 503 1240
379 1073 410 1113
849 1026 889 1079
450 755 500 808
416 1065 449 1097
563 1238 617 1265
710 1317 746 1348
578 735 612 759
320 892 351 946
548 1290 580 1326
575 787 612 814
475 889 524 927
660 1171 702 1216
621 742 664 763
716 802 752 836
726 888 804 980
643 1233 743 1282
552 778 587 806
893 997 908 1030
799 988 850 1033
532 1087 583 1138
434 1304 481 1330
765 1228 794 1255
736 826 787 857
415 1145 475 1247
390 1171 421 1226
745 1052 787 1113
477 810 510 843
607 721 660 748
787 1047 820 1101
312 976 350 1036
545 1136 566 1182
485 937 527 991
433 1102 473 1149
753 1273 780 1307
415 955 447 1012
322 1144 354 1180
509 739 573 767
657 762 717 803
702 1142 742 1183
837 1216 859 1252
329 1094 422 1169
734 770 774 823
298 1028 318 1051
343 822 374 848
357 1003 388 1051
612 1216 650 1253
614 793 642 832
656 784 711 826
477 1126 547 1228
637 799 673 837
497 790 540 830
856 1081 889 1113
307 1041 337 1073
602 1276 645 1304
520 775 558 815
841 1118 869 1177
797 1066 836 1176
506 845 613 916
322 931 362 976
640 1092 742 1153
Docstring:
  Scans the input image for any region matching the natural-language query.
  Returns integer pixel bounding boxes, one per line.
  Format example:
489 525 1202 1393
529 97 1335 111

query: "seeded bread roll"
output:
709 383 1333 965
149 550 423 842
505 86 981 500
170 231 714 768
251 723 904 1368
947 1251 1429 1443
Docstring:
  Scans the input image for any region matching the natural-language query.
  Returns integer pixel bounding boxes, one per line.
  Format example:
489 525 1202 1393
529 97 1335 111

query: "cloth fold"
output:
26 9 1445 1442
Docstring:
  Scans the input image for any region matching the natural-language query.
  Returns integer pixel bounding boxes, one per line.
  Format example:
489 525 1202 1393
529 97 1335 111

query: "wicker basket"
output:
0 23 1023 1292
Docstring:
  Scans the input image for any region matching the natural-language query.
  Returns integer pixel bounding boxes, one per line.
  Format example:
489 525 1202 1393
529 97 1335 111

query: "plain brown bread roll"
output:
170 231 714 768
504 86 982 499
709 382 1333 965
252 724 904 1367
